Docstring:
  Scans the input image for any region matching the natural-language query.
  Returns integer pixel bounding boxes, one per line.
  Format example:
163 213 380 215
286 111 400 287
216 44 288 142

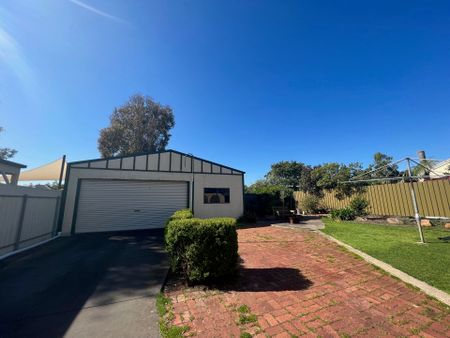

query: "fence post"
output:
14 194 28 251
52 197 60 236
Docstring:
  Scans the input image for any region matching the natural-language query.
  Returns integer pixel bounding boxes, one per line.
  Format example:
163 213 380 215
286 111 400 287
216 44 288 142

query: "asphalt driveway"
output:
0 229 168 338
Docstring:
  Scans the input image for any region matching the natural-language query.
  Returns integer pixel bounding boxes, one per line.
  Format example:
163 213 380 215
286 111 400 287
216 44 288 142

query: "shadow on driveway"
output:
205 267 313 293
0 229 168 338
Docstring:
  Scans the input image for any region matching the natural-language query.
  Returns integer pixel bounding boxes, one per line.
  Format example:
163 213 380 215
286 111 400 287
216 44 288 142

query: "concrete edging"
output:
317 230 450 307
0 234 61 261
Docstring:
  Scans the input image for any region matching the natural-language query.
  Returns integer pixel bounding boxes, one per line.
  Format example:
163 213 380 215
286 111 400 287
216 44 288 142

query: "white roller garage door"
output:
74 180 188 233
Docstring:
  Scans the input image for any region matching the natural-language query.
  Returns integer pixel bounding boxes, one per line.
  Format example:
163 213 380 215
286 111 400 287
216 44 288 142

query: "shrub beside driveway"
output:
165 209 238 283
162 225 450 337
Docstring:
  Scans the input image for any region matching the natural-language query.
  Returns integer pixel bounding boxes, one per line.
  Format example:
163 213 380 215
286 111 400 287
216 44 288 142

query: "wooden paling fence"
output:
294 179 450 218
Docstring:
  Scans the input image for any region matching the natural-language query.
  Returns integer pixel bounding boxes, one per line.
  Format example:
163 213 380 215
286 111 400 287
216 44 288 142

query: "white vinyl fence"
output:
0 184 61 256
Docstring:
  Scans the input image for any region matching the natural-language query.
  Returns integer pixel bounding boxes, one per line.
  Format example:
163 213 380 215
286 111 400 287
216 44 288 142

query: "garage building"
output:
60 150 244 234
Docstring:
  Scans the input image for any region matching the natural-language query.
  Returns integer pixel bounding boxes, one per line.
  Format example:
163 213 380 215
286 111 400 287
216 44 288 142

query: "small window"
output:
204 188 230 204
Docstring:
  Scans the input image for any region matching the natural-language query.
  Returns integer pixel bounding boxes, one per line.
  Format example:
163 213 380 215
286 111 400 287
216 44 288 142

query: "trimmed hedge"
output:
169 208 193 220
165 209 193 226
165 212 238 283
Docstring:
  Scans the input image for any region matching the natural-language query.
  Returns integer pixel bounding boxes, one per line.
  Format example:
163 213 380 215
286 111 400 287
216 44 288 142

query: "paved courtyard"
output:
164 225 450 337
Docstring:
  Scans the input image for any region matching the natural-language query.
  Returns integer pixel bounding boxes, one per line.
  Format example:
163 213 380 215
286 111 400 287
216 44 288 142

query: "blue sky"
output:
1 0 449 184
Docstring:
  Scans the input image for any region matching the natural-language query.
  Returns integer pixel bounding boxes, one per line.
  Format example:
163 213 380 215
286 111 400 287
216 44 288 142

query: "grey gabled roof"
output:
0 158 27 168
69 149 244 175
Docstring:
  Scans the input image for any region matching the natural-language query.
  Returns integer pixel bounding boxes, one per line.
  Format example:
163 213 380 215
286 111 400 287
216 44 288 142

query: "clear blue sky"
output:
1 1 449 184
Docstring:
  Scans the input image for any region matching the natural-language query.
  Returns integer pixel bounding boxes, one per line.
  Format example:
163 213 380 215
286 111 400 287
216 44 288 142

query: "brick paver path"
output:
164 225 450 337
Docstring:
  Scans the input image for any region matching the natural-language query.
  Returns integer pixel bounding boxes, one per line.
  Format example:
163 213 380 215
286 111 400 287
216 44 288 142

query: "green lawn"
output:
321 218 450 294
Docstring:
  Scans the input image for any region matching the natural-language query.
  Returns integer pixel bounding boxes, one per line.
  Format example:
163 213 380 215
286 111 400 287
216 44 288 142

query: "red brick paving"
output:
164 226 450 337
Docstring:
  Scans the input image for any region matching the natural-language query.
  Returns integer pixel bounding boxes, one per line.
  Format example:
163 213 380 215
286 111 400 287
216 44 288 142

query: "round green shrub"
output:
349 196 369 216
298 194 321 214
165 213 238 283
169 208 193 220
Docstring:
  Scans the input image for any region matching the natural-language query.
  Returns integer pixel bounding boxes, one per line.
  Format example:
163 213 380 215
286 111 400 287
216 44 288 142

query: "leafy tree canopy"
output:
246 179 282 195
298 165 321 196
368 152 400 178
311 162 364 199
0 127 17 160
251 154 396 201
98 94 175 158
265 161 310 195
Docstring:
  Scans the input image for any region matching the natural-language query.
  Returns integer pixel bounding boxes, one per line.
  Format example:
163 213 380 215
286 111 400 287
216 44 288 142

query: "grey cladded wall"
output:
0 184 61 256
60 151 244 235
0 161 23 185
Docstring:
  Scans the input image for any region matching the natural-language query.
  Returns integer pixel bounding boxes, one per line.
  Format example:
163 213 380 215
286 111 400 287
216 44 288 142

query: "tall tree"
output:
368 152 399 178
265 161 310 194
98 94 175 158
311 162 365 199
0 127 17 160
265 161 311 208
298 165 321 196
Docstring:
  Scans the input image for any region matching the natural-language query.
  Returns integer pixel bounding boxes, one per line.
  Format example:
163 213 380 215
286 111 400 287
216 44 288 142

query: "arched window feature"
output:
203 188 230 204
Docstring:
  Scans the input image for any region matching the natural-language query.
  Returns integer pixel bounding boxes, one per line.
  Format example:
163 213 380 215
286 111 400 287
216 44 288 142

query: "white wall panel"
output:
0 185 60 256
122 157 134 170
148 154 159 170
135 155 147 170
74 180 188 233
159 152 170 171
90 160 106 169
108 159 121 169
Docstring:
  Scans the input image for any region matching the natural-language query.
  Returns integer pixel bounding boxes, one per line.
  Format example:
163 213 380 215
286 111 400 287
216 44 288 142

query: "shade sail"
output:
18 157 67 181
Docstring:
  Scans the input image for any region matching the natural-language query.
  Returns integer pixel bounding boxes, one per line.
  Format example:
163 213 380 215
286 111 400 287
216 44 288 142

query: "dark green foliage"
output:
156 293 171 317
245 179 283 195
331 196 369 220
349 196 369 216
98 94 175 158
330 208 356 221
245 180 284 216
237 213 257 224
248 151 398 214
240 333 252 338
156 293 189 338
329 209 340 220
237 304 250 313
168 209 193 221
265 161 312 209
165 214 238 283
236 304 257 325
237 313 257 325
265 161 309 194
298 195 321 213
0 127 17 160
311 162 366 200
368 152 400 178
244 192 282 216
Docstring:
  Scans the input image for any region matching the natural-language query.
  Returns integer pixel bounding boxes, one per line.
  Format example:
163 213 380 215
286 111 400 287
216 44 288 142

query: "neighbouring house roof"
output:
432 158 450 170
0 158 27 168
69 149 245 175
430 158 450 178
